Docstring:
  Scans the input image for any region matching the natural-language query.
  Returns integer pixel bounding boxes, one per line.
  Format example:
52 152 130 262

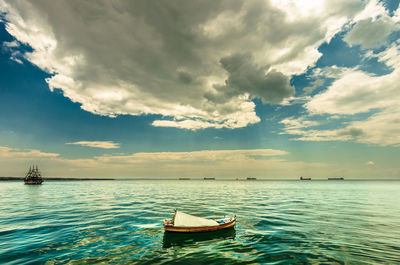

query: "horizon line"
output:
1 177 400 181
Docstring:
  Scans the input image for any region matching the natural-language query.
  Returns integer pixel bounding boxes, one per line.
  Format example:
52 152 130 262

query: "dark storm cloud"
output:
0 0 367 129
218 53 294 104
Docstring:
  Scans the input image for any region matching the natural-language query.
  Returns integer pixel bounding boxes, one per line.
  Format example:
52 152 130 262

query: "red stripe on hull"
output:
164 218 236 233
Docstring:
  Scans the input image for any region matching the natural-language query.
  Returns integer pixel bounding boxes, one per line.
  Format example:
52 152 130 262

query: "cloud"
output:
303 79 324 94
343 0 400 49
279 117 363 142
1 145 327 178
0 0 367 129
279 95 311 106
2 40 19 48
347 106 400 146
66 141 120 149
279 116 319 131
293 2 400 145
2 39 23 63
3 144 399 178
311 65 351 79
95 149 289 164
214 53 294 104
280 110 400 146
288 30 400 146
306 57 400 115
152 94 261 130
344 16 400 49
0 145 59 159
336 127 364 138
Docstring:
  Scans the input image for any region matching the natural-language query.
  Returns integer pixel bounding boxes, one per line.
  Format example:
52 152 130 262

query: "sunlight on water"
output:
1 180 400 264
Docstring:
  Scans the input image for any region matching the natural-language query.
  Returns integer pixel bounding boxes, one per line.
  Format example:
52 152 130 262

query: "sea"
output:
1 180 399 264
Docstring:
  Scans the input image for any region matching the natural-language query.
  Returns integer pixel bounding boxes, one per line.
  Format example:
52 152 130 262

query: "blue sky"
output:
1 0 400 178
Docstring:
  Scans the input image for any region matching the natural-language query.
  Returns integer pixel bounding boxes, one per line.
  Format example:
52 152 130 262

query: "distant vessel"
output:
204 177 215 180
24 165 43 185
300 176 311 180
246 177 257 180
328 177 344 180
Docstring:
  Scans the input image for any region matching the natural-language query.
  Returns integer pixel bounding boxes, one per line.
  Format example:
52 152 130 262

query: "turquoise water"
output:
1 180 400 264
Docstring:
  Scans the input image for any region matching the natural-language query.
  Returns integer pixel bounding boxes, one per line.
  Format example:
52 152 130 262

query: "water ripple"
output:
1 180 400 264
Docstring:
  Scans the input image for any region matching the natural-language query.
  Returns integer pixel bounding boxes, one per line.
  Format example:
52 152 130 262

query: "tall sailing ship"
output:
24 165 44 185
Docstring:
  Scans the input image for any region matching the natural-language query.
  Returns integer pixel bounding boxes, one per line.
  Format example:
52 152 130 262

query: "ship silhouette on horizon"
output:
24 165 43 185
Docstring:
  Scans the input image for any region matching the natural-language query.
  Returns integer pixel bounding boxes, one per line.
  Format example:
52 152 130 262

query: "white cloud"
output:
352 0 387 22
66 141 120 149
344 17 399 49
0 0 367 129
0 145 59 159
279 116 364 142
303 79 324 94
348 106 400 146
289 40 400 146
343 0 400 50
2 39 23 63
306 68 400 115
2 40 19 48
152 119 223 130
311 65 351 79
280 125 365 142
95 149 289 163
344 0 400 50
279 95 311 106
306 41 400 116
279 116 319 131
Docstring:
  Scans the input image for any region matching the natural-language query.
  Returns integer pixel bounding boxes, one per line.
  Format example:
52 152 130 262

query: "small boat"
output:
163 210 236 233
300 176 311 180
24 165 43 185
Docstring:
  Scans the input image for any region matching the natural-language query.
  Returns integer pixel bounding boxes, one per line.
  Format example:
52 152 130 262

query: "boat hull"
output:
24 180 43 185
164 218 236 233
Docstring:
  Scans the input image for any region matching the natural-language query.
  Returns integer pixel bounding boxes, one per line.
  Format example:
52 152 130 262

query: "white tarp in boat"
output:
173 211 219 227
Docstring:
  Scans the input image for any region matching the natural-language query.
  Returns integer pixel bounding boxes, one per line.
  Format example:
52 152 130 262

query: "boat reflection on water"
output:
162 227 236 248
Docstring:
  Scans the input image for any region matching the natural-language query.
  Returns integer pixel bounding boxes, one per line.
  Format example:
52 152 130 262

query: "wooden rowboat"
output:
163 210 236 233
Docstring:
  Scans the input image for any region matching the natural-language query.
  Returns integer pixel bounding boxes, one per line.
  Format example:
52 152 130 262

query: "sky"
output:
0 0 400 179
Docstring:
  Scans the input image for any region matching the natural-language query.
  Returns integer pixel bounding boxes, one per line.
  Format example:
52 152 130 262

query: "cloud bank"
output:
2 144 398 178
0 0 367 129
0 145 329 178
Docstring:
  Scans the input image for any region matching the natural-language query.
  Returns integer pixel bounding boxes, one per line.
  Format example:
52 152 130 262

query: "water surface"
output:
1 180 399 264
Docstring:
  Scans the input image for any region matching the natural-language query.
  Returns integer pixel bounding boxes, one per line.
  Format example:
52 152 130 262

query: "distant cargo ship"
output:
204 177 215 180
24 165 43 185
246 177 257 180
328 177 344 180
300 176 311 180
